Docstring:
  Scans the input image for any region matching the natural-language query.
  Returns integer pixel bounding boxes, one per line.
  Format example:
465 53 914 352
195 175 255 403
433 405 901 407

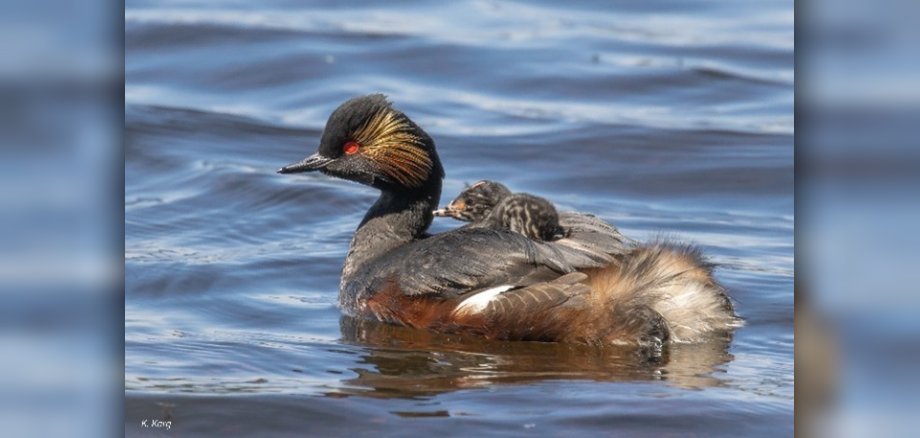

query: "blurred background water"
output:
123 0 793 436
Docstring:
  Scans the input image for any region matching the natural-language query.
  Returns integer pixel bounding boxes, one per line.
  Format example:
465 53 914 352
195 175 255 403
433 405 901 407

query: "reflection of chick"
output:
434 180 564 241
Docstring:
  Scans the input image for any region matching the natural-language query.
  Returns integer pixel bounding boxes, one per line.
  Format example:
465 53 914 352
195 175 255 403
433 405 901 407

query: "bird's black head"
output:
433 180 512 222
278 94 444 192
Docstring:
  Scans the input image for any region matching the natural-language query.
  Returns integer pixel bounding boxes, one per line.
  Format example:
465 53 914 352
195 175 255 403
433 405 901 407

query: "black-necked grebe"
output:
279 94 740 348
434 180 564 241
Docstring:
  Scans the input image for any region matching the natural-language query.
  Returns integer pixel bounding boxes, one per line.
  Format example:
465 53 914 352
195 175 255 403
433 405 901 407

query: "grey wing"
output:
392 228 571 297
547 212 634 265
362 213 632 299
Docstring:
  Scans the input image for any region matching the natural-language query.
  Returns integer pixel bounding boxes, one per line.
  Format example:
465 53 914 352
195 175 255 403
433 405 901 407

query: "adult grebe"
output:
279 94 740 348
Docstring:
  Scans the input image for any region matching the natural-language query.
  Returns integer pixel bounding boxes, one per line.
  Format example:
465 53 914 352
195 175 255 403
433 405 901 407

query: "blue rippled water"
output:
126 1 793 436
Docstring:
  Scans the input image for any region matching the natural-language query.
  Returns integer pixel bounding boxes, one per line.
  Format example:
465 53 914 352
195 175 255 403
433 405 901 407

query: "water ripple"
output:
125 0 793 435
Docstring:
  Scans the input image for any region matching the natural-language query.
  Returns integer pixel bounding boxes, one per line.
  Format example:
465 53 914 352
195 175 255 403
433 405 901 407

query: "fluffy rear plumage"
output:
581 242 742 343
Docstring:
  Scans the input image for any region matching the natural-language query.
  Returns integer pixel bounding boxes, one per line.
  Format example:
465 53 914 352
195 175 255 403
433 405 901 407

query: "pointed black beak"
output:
277 153 334 174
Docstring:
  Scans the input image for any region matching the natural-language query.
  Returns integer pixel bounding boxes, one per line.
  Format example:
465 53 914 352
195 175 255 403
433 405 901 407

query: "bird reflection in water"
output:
328 316 735 399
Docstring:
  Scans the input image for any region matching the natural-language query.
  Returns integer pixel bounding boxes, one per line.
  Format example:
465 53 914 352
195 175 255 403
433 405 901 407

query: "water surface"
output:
125 1 793 436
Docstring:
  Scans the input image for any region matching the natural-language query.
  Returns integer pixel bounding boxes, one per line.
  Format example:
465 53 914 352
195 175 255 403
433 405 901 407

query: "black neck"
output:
341 178 442 282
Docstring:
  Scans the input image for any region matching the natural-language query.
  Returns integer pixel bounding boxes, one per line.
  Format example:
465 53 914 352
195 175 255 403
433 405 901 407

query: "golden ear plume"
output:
352 109 433 188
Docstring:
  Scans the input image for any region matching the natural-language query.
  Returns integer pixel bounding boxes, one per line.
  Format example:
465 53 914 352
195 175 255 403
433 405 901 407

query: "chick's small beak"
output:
277 153 333 174
432 207 451 217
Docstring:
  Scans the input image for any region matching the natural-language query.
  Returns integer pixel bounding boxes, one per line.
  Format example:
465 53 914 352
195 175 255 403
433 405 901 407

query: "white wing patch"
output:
452 285 515 316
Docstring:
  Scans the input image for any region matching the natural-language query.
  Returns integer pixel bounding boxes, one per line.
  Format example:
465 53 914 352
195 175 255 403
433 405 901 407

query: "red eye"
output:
343 141 360 155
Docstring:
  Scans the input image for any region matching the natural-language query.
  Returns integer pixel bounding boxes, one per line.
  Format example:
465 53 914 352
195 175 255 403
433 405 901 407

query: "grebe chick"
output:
434 180 564 241
278 94 740 348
